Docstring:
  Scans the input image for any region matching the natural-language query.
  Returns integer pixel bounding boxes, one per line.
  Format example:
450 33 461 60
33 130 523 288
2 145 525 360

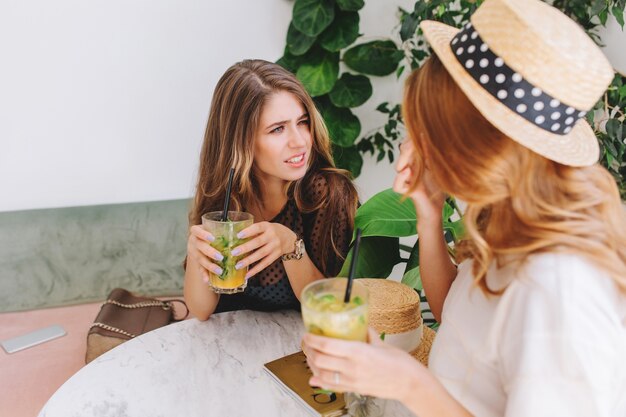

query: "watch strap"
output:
281 237 304 261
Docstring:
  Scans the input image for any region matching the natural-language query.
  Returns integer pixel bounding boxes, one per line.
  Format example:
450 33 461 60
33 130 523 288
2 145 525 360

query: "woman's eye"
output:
299 119 310 126
270 126 285 134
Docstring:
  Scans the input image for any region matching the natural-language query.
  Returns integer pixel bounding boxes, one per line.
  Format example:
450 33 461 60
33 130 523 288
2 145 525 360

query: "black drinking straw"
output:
344 228 362 303
221 167 235 222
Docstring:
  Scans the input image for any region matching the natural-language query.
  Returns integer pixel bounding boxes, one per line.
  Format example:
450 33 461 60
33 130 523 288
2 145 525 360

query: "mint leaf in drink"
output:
307 324 325 336
319 294 337 302
314 388 335 395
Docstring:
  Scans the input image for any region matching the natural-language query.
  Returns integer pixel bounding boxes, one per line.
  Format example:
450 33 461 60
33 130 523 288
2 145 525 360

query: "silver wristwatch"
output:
281 238 304 261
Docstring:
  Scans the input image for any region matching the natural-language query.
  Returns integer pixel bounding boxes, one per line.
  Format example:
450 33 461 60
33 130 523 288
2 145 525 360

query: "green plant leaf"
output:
354 189 417 238
319 11 360 52
612 6 625 29
287 23 317 56
442 201 454 221
296 49 339 96
338 236 401 278
400 13 419 41
590 0 606 16
332 144 363 177
401 243 422 291
293 0 335 37
443 219 465 242
599 8 608 25
619 85 626 101
318 98 361 146
336 0 364 12
329 73 372 108
344 40 404 76
606 119 623 142
396 65 405 79
276 48 303 73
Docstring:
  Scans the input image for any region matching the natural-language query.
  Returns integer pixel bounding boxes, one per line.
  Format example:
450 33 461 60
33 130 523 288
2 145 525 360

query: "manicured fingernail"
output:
237 231 245 239
212 252 224 261
211 266 223 275
231 248 240 256
235 262 244 270
245 272 251 279
206 234 215 242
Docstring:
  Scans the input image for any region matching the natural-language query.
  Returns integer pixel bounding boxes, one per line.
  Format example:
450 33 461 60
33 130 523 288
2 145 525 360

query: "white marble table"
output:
38 310 414 417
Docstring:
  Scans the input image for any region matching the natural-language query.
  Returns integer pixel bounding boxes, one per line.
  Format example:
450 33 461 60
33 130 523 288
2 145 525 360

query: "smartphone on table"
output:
1 325 66 354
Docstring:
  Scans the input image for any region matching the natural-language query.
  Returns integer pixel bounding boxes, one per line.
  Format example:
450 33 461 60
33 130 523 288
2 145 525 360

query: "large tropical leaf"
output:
319 11 360 52
338 236 400 278
401 242 422 291
276 47 303 73
354 189 417 238
287 23 317 56
442 200 465 241
296 49 339 96
343 40 404 76
332 144 363 177
293 0 335 37
336 0 364 11
329 73 372 108
317 96 361 146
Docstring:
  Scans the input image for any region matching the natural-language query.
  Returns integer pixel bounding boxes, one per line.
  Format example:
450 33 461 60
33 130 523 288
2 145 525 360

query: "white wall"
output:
2 1 622 212
351 1 413 201
599 15 626 76
0 0 294 212
0 0 414 213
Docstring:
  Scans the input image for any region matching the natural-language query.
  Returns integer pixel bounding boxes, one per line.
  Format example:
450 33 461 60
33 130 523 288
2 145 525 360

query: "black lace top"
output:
214 176 353 313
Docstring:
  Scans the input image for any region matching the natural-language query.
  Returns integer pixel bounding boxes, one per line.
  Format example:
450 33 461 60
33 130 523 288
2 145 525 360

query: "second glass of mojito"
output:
301 278 369 342
301 278 384 417
201 210 253 294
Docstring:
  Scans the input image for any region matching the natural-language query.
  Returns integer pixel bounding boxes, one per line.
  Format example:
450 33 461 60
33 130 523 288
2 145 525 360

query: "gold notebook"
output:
264 350 347 417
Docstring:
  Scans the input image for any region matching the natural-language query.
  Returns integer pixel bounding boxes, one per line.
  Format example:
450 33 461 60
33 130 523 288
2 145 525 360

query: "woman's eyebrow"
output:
266 120 288 129
265 113 309 129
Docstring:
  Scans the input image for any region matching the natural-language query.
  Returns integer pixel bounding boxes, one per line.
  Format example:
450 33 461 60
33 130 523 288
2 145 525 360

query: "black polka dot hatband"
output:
451 23 585 136
419 0 614 167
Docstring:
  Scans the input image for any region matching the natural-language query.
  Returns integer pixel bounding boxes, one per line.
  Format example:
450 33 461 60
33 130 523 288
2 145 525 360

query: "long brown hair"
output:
190 59 358 270
403 55 626 294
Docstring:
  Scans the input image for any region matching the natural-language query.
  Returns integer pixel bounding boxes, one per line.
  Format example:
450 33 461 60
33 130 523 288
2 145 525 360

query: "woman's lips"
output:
285 152 306 167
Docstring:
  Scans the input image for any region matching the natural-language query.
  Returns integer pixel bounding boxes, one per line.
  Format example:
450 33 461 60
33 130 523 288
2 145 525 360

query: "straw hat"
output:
358 279 435 367
420 0 614 167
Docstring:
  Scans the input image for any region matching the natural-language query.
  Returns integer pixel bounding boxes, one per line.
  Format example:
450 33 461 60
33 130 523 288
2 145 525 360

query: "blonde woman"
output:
302 0 626 415
184 60 358 320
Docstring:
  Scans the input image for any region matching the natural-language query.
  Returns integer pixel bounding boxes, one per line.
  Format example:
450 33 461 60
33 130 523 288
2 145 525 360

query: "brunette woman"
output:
184 60 358 320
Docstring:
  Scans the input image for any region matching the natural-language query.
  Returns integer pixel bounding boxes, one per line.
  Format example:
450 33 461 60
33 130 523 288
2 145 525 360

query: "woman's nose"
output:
288 125 307 147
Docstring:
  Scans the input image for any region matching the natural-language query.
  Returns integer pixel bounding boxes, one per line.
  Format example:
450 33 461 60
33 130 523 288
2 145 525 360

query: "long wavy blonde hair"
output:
403 55 626 294
190 59 358 271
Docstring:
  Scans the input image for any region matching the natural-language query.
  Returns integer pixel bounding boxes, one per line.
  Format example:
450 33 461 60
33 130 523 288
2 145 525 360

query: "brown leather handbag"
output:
85 288 188 363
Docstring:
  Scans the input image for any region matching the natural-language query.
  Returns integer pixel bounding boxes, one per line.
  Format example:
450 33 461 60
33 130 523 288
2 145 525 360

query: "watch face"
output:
296 239 304 253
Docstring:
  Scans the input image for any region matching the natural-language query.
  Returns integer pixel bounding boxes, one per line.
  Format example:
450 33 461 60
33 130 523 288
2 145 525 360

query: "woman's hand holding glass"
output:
189 221 297 281
230 222 297 279
303 329 428 401
187 225 226 281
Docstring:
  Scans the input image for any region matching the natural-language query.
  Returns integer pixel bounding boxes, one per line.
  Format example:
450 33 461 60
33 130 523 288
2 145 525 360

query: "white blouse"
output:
428 253 626 417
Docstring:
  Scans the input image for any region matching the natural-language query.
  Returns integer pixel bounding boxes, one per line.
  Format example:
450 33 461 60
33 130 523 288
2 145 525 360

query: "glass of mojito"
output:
301 278 384 417
301 278 369 342
201 211 253 294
